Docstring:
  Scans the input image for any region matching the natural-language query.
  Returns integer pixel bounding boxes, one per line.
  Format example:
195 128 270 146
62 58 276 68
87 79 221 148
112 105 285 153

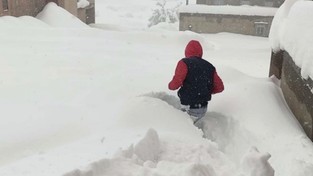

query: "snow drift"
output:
0 1 313 176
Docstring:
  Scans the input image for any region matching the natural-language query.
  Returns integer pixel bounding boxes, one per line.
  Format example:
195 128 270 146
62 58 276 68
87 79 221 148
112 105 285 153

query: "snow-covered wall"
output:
179 4 277 16
37 2 89 28
179 5 276 37
180 12 274 36
0 0 95 25
0 0 46 17
196 0 284 7
269 0 313 79
268 0 313 140
279 52 313 139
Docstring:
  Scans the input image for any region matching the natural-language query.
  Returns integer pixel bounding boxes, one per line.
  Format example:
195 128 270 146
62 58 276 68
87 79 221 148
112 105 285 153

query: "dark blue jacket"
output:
178 57 215 106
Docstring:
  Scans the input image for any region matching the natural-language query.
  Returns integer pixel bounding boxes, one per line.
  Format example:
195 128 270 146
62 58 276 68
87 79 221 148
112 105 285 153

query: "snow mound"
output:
133 128 160 162
269 0 313 79
36 2 89 28
269 0 300 52
281 1 313 79
196 112 237 151
141 92 181 110
0 16 50 28
114 96 203 138
240 147 274 176
62 128 232 176
62 128 275 176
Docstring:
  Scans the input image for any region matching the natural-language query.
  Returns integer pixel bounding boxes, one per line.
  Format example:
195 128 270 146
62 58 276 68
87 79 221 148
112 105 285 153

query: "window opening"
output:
254 22 268 37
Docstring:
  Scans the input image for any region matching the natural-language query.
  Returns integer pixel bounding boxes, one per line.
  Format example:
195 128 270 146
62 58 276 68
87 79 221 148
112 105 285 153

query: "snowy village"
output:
0 0 313 176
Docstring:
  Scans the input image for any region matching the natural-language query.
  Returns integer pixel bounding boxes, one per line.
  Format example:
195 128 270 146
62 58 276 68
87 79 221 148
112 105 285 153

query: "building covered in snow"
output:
197 0 284 7
269 0 313 140
179 5 277 37
0 0 95 24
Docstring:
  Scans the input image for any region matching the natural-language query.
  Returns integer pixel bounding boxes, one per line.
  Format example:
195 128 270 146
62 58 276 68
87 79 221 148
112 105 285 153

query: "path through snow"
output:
144 92 264 165
63 127 273 176
62 93 274 176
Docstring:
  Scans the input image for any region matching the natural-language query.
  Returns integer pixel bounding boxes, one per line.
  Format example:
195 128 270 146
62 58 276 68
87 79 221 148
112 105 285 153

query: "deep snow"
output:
0 1 313 176
269 0 313 79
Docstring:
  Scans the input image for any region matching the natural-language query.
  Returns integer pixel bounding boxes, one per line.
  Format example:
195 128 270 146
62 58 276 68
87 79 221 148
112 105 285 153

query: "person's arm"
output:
168 60 188 90
212 71 224 94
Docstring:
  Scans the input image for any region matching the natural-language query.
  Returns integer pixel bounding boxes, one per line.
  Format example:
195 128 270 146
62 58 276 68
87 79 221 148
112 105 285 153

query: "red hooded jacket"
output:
168 40 224 94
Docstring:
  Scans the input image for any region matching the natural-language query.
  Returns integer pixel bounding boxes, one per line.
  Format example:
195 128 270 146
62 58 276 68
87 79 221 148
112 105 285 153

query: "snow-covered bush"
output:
148 0 182 27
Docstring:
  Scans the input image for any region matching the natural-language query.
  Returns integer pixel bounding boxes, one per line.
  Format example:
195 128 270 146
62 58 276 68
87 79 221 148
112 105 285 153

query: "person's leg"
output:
187 105 208 123
180 105 189 112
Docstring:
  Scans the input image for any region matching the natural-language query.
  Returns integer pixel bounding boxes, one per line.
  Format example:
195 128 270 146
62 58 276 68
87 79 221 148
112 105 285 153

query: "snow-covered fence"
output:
269 0 313 140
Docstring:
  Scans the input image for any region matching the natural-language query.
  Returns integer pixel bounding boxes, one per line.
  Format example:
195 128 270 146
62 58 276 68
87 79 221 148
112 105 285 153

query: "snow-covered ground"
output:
0 0 313 176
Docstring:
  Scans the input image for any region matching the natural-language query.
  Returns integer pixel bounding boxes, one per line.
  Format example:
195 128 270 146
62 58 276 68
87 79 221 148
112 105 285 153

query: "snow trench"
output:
62 92 274 176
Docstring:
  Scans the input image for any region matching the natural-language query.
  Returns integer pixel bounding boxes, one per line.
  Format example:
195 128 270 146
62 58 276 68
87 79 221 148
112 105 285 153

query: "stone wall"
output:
0 0 95 24
179 13 273 37
196 0 284 7
59 0 77 16
0 0 46 17
269 51 313 139
197 0 241 5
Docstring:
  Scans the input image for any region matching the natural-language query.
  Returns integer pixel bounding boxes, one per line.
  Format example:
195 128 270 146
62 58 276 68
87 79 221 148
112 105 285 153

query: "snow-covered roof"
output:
179 4 277 16
269 0 313 79
36 2 89 28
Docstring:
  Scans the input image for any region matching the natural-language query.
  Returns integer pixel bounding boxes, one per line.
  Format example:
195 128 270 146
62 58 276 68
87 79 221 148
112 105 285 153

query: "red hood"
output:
185 40 203 58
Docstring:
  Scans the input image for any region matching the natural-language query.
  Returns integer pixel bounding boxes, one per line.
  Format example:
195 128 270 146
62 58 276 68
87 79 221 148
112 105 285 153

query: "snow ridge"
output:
36 2 89 28
63 128 275 176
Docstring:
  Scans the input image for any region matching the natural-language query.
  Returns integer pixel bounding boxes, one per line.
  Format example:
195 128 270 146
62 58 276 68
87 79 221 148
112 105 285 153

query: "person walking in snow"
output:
168 40 224 123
